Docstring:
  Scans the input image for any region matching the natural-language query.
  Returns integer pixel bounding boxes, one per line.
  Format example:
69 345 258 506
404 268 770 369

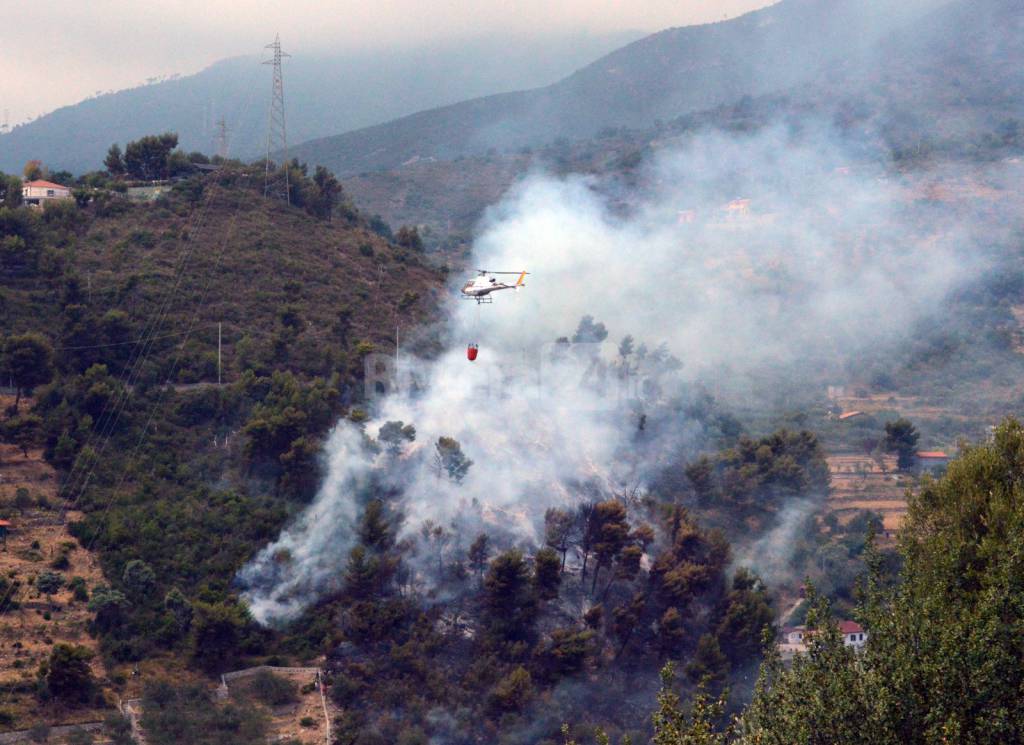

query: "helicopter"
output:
460 270 529 304
461 270 528 361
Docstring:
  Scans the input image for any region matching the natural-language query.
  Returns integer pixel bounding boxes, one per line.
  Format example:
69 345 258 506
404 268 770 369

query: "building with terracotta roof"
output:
22 179 71 206
779 619 868 660
916 451 950 472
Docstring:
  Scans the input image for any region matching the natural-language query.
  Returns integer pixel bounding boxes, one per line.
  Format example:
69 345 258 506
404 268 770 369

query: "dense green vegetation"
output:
140 679 269 745
0 159 442 693
0 171 993 738
2 2 1024 737
589 418 1024 745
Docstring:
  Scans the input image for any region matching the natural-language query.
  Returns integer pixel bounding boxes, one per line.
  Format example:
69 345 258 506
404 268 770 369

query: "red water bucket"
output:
467 344 479 361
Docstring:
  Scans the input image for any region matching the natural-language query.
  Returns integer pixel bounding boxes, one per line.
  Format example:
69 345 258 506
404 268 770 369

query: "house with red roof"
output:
838 620 867 648
22 179 72 206
916 451 951 472
779 619 868 659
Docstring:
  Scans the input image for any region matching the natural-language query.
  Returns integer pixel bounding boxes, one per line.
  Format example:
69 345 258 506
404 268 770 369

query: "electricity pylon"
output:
216 117 229 160
263 34 291 205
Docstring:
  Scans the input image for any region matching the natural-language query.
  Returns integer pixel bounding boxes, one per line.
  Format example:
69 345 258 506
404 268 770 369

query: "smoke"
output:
731 497 819 588
238 121 996 625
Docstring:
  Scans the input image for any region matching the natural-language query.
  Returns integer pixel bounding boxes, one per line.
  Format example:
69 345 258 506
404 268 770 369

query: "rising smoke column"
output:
238 123 985 625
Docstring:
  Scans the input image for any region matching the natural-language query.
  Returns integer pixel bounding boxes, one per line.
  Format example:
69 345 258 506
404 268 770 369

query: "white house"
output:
780 620 868 659
22 179 72 206
838 620 868 649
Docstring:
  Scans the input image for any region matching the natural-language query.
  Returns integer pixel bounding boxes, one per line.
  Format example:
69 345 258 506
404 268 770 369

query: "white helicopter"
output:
460 269 528 361
460 269 529 304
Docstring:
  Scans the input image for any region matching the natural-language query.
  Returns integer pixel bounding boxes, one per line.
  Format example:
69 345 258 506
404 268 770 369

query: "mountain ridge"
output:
0 30 643 174
287 0 946 175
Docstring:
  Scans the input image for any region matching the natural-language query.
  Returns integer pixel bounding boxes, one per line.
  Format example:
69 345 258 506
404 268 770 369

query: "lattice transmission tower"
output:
215 117 230 160
263 34 291 204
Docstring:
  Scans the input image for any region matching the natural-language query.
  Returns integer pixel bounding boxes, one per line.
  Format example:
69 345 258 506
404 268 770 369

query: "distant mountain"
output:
0 31 643 174
342 0 1024 239
288 0 946 176
829 0 1024 148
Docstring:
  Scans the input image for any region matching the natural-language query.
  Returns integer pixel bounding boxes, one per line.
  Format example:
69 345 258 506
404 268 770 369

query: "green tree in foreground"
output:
653 663 731 745
735 418 1024 744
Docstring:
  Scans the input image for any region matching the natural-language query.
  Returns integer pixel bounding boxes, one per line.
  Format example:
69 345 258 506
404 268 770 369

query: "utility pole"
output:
216 117 229 160
263 34 291 205
0 109 8 134
217 322 222 386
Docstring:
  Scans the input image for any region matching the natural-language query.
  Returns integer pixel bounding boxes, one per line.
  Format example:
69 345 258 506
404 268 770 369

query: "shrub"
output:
43 644 94 704
489 666 533 712
69 576 89 602
14 488 32 512
248 670 298 706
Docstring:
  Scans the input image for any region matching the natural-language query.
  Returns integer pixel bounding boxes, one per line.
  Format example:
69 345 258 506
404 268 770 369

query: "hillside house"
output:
838 620 867 648
916 451 950 471
780 620 868 660
724 198 751 214
22 179 71 206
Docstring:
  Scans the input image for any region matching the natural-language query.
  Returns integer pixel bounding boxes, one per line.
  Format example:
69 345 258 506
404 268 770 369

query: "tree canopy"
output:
735 418 1024 744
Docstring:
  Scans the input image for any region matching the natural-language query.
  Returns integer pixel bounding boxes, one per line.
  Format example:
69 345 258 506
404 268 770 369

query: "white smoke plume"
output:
238 123 1002 625
731 497 820 588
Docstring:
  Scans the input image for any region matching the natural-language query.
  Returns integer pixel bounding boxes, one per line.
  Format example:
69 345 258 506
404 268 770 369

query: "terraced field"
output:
826 453 910 533
0 398 110 732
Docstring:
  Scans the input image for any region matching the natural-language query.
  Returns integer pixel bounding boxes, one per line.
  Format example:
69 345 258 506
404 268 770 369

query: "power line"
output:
54 327 202 351
263 34 291 205
0 65 265 716
56 73 262 519
59 65 263 520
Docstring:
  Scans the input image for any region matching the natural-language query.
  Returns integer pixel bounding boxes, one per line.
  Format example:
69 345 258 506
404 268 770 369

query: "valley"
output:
2 0 1024 741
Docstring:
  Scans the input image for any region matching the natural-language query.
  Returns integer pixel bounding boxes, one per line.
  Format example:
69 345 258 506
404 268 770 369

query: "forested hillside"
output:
3 0 1024 741
626 419 1024 745
0 156 887 740
0 158 448 733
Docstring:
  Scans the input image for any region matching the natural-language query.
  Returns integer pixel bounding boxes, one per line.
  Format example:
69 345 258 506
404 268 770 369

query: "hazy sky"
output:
2 0 772 126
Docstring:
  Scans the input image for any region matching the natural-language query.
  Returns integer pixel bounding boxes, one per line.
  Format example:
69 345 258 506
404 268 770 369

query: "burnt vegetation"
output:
2 0 1024 740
